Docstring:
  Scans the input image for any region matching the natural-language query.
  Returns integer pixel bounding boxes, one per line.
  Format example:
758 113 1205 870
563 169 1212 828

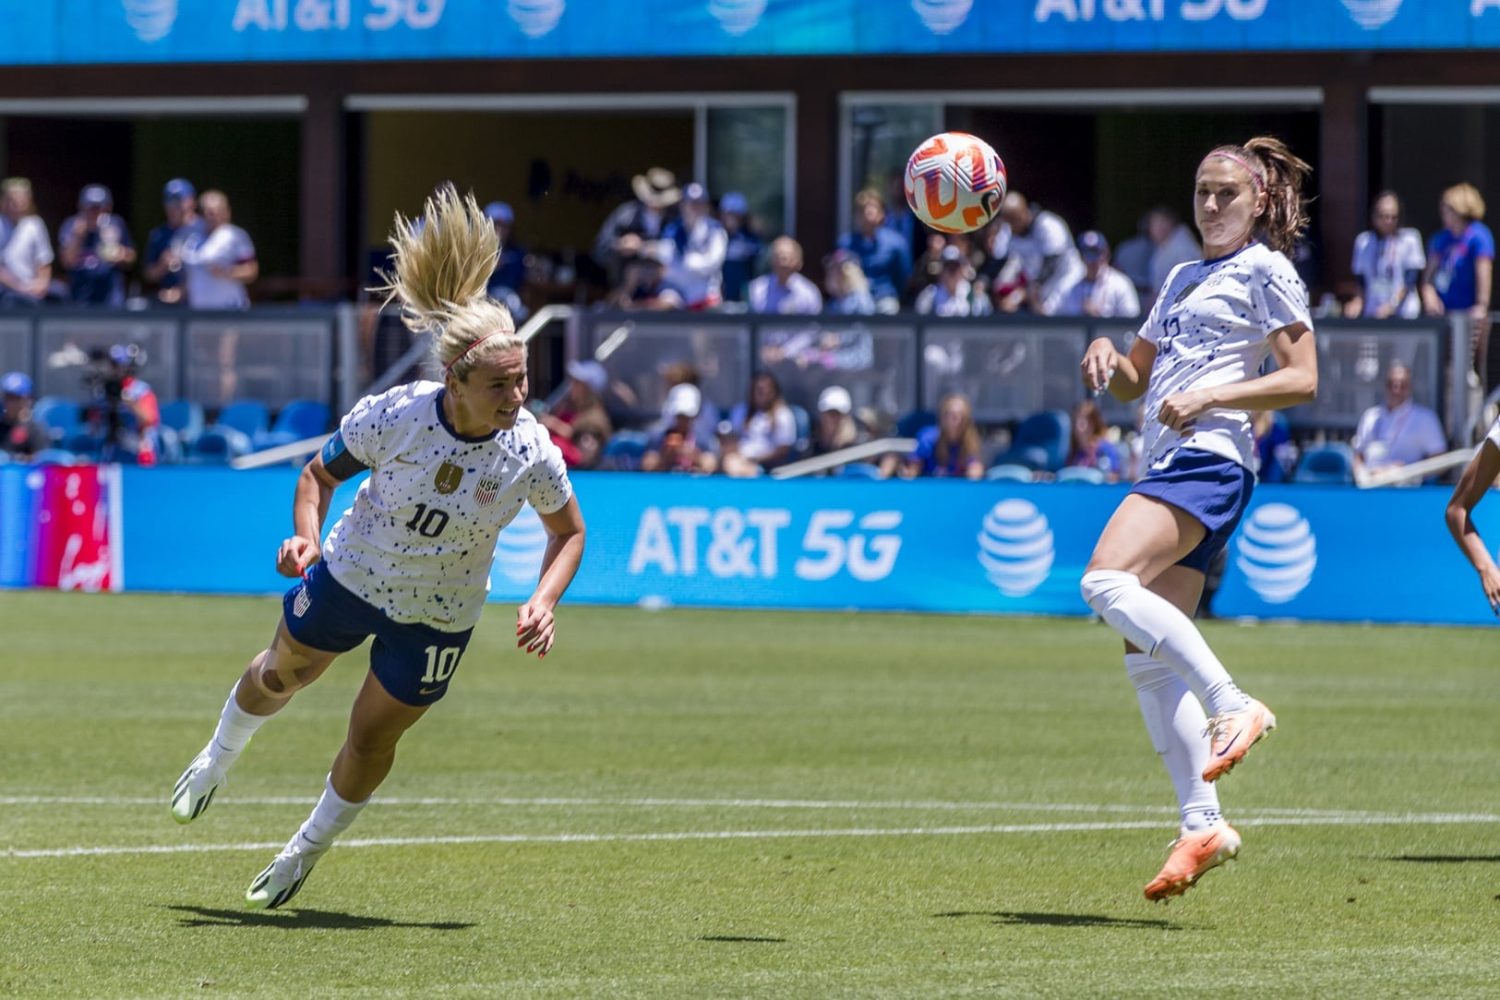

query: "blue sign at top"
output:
3 0 1500 66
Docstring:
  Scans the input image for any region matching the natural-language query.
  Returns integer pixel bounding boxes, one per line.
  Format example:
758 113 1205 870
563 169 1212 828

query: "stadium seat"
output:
32 397 82 444
214 400 271 440
1056 465 1107 484
31 448 79 466
990 410 1070 472
839 462 883 479
896 409 936 439
1292 443 1356 485
61 432 103 459
985 463 1035 482
601 430 650 471
159 400 206 448
255 399 332 450
788 404 811 456
191 426 253 464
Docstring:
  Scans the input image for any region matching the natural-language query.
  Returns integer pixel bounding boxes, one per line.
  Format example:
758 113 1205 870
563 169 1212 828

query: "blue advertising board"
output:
4 1 1500 67
65 465 1495 627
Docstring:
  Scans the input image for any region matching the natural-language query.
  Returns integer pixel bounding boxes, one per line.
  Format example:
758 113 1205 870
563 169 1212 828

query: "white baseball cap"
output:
817 386 852 414
664 383 702 418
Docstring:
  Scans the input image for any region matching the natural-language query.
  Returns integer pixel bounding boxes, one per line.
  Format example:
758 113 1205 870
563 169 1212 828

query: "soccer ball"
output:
903 132 1007 234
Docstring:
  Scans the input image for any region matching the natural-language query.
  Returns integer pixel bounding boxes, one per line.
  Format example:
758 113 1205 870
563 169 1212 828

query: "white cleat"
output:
245 838 321 910
170 747 230 824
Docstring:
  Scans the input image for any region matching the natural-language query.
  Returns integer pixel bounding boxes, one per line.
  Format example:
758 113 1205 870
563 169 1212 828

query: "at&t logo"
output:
913 0 973 34
977 499 1054 598
1340 0 1402 29
1235 503 1317 604
493 505 549 584
122 0 177 42
509 0 565 38
708 0 767 36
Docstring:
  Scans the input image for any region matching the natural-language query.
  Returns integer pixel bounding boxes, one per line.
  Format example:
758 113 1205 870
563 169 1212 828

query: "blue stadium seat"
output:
1056 465 1107 484
602 430 650 471
159 400 206 448
61 432 103 459
788 403 811 456
839 462 883 479
991 410 1071 472
191 426 253 464
214 400 271 440
255 399 332 450
985 463 1035 482
896 409 937 439
1292 443 1356 485
32 397 82 444
31 448 79 466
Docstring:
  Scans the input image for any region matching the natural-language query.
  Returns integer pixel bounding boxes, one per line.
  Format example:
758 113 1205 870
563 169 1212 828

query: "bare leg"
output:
329 671 430 803
236 618 341 717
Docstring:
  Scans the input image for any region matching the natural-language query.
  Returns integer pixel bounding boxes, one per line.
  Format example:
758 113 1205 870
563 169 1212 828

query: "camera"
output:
82 343 145 403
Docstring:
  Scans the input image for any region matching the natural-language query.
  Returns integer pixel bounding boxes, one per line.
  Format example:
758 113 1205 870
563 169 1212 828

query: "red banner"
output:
33 465 117 592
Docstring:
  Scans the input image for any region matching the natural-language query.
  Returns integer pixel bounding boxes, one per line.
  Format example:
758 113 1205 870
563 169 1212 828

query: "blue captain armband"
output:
320 430 369 481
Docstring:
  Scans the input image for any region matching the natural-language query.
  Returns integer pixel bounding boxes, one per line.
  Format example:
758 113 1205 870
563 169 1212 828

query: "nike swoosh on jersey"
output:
419 686 443 695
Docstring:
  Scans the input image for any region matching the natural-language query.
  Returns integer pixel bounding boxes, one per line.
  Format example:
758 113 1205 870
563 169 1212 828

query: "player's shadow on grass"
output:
699 935 787 943
165 905 473 931
1387 855 1500 864
936 911 1183 931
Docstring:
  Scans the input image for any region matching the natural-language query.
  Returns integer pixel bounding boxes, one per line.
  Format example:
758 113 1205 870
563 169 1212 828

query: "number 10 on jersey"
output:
421 645 462 684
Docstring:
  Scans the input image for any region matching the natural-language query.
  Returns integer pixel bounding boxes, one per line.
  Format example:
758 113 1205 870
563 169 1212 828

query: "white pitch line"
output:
0 795 1374 818
6 812 1498 861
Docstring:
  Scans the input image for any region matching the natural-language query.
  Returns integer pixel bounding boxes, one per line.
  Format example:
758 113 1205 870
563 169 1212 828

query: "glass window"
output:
706 105 789 238
843 102 941 231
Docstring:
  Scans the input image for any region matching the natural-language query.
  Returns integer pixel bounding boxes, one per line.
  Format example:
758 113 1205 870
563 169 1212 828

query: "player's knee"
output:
344 727 402 760
250 653 302 701
1080 568 1139 614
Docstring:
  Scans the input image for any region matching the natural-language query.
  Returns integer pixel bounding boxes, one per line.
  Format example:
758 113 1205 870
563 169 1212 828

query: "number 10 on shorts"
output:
421 645 463 684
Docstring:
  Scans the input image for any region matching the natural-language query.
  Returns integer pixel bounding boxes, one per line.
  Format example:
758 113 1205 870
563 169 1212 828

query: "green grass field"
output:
2 591 1497 999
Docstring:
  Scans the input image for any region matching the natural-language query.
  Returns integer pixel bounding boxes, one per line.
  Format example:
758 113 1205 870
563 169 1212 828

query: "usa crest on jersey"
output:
474 476 501 507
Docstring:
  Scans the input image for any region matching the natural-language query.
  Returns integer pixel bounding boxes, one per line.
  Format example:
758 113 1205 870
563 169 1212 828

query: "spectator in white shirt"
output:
662 182 726 309
995 192 1085 315
915 244 991 317
183 190 258 309
1352 362 1448 476
722 372 798 477
748 237 822 315
1057 231 1141 318
1146 205 1201 304
0 177 53 306
1345 191 1425 320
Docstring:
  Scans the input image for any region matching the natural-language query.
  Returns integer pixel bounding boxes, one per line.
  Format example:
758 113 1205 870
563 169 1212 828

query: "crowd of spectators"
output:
0 177 257 309
2 163 1490 486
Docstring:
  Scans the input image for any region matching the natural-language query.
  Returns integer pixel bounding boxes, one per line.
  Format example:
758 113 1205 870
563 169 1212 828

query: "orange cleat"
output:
1202 699 1277 782
1143 822 1242 902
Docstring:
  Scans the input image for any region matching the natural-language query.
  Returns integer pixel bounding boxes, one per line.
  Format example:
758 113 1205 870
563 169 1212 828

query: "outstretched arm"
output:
1445 439 1500 616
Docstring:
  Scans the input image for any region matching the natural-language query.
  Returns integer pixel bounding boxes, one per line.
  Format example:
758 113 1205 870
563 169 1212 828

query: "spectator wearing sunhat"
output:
663 182 727 310
642 382 718 473
914 244 991 317
0 371 48 459
1057 230 1141 318
59 184 136 306
594 166 681 287
718 191 762 305
142 178 205 305
748 237 822 315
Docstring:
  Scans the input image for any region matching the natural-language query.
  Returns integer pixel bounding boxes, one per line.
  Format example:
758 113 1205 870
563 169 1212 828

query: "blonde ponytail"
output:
374 183 521 380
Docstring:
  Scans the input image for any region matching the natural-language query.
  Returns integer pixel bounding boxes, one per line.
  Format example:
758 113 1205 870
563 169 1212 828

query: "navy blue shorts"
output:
282 561 474 707
1129 448 1255 573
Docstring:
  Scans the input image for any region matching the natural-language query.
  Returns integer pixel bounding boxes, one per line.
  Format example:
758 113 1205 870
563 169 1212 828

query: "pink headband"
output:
1202 150 1265 192
445 331 503 373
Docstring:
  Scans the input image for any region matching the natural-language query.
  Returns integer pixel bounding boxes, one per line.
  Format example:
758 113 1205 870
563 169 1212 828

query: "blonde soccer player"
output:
1078 137 1317 901
169 186 585 910
1444 419 1500 615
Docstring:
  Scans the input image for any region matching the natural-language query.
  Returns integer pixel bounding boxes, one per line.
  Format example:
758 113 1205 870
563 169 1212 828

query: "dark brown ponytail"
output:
1205 136 1312 256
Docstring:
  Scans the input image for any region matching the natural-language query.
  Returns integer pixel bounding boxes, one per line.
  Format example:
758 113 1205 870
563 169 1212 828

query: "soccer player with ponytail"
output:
1078 137 1317 901
169 185 585 909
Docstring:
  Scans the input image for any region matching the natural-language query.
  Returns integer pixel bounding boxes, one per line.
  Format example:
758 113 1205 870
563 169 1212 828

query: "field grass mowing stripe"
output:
0 795 1374 817
7 812 1499 860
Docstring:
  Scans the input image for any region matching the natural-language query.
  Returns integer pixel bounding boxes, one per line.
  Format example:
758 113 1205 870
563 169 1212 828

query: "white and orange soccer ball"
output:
903 132 1007 234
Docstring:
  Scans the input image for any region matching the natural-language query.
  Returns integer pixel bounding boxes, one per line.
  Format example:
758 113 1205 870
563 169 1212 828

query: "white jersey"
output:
323 381 572 631
1008 208 1086 315
183 223 255 309
1138 242 1311 473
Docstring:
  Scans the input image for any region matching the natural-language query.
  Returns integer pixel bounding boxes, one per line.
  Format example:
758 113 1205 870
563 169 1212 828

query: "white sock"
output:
209 680 272 759
1125 653 1222 832
1082 570 1252 717
295 775 369 854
